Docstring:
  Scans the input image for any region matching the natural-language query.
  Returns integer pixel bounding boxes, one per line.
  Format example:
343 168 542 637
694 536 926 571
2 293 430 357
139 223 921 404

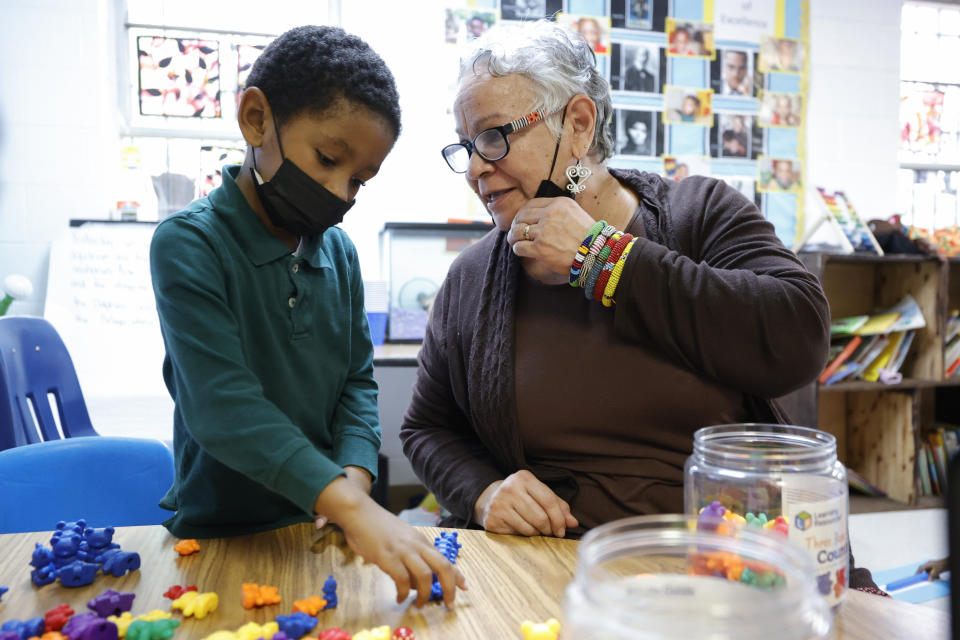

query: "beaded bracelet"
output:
601 237 638 307
584 232 620 300
593 233 633 302
569 220 606 287
577 225 616 289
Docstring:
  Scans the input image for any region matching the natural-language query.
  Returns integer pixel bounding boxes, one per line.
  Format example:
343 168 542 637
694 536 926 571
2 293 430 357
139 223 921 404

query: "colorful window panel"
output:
138 35 222 118
237 43 268 91
199 145 245 197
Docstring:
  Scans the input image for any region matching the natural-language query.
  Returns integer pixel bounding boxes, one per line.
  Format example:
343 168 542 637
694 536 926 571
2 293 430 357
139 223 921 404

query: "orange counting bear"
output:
242 583 282 609
174 539 201 556
292 595 327 615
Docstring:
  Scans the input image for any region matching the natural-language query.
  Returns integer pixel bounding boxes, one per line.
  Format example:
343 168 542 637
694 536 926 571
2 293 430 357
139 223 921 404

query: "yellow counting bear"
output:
521 618 561 640
201 622 280 640
352 626 392 640
171 590 219 619
108 610 173 638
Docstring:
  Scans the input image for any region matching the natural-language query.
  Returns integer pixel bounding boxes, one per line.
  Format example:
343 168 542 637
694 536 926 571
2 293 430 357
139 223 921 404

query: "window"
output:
899 2 960 229
116 0 331 219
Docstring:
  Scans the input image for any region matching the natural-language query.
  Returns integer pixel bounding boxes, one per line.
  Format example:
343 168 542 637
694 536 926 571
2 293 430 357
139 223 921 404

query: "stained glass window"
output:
138 36 222 118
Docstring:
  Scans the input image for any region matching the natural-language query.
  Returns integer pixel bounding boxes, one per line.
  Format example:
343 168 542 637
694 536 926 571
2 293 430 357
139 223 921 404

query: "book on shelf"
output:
927 444 941 496
918 441 932 496
831 294 926 338
819 335 862 384
847 468 887 497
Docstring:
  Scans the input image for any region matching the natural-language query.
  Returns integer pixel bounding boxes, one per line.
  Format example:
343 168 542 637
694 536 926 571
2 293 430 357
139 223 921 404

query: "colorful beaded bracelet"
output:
584 232 620 300
577 225 616 289
601 237 637 307
569 220 606 287
593 232 633 302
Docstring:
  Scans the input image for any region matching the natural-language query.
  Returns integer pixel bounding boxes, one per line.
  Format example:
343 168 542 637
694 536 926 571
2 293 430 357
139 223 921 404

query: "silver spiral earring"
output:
565 158 592 195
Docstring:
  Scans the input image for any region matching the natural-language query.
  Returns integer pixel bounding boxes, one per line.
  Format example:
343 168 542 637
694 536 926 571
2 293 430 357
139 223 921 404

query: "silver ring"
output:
523 224 530 241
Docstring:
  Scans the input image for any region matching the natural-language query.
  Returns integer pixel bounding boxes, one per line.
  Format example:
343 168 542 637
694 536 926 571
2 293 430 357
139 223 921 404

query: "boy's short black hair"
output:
246 25 401 138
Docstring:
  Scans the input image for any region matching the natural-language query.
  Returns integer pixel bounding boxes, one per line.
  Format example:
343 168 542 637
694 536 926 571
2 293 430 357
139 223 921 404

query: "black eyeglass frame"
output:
441 108 560 173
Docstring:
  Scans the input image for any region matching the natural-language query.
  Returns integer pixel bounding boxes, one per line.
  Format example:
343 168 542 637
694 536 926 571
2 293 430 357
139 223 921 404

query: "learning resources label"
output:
782 480 849 607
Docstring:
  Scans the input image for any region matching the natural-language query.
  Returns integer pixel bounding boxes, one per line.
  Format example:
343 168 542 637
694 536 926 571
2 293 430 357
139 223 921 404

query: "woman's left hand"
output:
507 197 596 285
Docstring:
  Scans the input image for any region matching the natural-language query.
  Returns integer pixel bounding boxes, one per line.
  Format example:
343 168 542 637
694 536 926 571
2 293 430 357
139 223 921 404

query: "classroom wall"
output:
0 0 118 318
0 0 907 314
804 0 902 233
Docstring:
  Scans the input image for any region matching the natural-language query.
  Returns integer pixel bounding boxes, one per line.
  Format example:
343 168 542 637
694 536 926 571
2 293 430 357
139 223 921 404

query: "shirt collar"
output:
210 165 293 267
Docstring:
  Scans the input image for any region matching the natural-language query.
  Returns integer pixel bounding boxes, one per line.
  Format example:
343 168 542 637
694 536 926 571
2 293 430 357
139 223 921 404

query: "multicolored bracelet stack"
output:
568 220 638 306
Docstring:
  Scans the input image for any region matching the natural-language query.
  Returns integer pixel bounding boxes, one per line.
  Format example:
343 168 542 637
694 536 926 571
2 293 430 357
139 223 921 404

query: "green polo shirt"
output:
150 164 381 538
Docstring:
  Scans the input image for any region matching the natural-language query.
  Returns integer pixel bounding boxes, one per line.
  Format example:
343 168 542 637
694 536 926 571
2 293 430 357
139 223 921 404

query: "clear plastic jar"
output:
684 424 849 608
563 514 834 640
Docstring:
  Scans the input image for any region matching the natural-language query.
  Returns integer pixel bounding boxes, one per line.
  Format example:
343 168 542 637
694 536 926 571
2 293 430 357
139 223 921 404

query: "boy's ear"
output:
237 87 270 147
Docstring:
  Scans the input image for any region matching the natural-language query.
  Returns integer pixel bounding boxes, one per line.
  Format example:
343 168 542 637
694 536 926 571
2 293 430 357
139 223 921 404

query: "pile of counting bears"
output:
520 618 561 640
29 520 141 588
172 539 200 556
241 583 282 609
697 501 789 536
429 531 462 602
108 609 173 638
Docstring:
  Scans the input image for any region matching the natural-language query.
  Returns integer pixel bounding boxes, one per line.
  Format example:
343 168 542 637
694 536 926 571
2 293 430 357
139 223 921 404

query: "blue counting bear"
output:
0 586 7 601
429 531 462 602
29 519 140 588
1 617 45 640
322 574 337 609
275 612 318 639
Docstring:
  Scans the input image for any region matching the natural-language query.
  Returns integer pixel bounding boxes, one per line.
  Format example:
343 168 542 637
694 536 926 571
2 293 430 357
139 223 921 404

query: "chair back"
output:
0 436 174 533
0 316 97 450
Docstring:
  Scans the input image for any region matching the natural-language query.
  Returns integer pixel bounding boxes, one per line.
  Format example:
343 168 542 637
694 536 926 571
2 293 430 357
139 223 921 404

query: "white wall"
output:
804 0 902 233
0 0 119 317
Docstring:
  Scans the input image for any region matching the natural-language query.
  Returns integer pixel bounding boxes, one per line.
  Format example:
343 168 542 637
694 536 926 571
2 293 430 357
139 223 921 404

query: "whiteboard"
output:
44 222 169 398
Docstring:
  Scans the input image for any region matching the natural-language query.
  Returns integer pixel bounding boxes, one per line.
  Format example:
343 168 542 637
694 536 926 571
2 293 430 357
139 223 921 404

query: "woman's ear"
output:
566 94 597 158
237 87 270 148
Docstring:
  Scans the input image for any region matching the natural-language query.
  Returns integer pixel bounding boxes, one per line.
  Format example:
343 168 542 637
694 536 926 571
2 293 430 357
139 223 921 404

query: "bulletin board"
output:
443 0 810 247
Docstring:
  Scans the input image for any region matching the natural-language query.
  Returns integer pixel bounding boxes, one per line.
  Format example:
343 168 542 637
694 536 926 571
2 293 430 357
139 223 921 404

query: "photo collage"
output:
441 0 808 234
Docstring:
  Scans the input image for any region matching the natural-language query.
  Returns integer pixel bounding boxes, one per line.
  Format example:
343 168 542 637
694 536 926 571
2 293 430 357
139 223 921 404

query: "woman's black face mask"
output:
534 106 574 200
251 115 355 237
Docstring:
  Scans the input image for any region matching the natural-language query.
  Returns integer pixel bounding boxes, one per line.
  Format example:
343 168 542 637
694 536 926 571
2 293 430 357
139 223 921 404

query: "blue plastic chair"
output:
0 316 98 451
0 436 174 533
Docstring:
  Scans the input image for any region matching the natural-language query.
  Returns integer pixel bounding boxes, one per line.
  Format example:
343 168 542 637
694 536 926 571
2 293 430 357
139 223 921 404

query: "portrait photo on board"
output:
611 109 664 157
757 156 803 193
610 42 665 94
665 18 715 59
758 91 803 127
709 113 763 159
663 87 713 126
609 0 667 31
709 48 759 97
758 35 805 73
500 0 563 21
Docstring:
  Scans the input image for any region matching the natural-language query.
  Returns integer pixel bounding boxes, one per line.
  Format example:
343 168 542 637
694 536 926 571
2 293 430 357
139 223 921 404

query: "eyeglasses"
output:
441 108 557 174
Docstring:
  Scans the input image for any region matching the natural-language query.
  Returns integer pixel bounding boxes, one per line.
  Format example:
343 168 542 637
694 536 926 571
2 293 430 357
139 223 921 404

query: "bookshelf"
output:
781 252 955 504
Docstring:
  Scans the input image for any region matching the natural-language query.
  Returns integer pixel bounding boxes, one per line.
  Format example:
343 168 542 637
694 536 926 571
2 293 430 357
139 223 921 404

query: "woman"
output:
402 20 828 539
618 112 651 156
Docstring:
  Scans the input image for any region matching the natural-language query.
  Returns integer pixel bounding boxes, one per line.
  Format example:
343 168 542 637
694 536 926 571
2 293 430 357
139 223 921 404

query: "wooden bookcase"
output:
781 253 960 504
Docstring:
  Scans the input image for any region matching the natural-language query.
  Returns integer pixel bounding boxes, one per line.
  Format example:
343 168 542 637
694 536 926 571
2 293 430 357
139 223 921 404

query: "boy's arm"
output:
150 218 344 516
328 244 381 482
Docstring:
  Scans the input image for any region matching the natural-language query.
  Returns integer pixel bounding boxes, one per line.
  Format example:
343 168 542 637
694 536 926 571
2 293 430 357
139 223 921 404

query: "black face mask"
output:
251 116 355 237
534 107 575 200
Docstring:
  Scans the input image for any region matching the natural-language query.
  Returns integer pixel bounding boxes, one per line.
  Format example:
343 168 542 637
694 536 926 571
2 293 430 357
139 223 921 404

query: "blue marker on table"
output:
885 571 932 592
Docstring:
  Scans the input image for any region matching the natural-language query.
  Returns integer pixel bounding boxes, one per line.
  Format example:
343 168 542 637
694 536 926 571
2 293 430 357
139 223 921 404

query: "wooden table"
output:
0 524 948 639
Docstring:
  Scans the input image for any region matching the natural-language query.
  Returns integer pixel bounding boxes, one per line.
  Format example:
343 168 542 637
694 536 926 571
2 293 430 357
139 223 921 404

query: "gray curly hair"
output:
458 19 615 161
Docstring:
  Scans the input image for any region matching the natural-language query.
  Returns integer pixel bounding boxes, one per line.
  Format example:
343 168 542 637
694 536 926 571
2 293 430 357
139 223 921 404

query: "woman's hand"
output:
473 470 579 537
315 477 467 608
507 197 596 285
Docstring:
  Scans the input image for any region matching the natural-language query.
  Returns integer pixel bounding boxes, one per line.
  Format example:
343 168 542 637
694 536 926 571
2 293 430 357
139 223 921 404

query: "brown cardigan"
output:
400 169 879 588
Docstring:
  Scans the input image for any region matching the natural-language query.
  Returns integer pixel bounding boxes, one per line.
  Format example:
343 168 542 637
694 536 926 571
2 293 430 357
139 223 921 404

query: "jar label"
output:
782 475 849 607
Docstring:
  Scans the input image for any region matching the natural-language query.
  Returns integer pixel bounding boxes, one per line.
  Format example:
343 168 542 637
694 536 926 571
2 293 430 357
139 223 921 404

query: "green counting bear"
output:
126 618 181 640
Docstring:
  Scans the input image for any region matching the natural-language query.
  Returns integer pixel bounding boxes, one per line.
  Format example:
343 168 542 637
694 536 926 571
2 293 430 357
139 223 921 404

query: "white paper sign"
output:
714 0 777 43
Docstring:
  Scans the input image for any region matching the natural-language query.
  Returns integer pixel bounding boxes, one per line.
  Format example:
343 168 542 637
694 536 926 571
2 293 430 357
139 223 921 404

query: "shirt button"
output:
292 263 300 273
288 297 296 308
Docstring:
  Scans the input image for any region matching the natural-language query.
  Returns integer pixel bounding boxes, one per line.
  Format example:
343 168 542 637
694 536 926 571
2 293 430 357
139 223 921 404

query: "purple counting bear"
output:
276 612 317 639
0 632 20 640
1 617 45 640
272 633 292 640
96 548 141 577
88 589 136 617
816 572 832 596
63 612 119 640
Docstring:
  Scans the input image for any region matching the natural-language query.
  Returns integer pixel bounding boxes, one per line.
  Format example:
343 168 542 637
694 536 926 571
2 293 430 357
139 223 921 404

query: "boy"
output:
150 26 465 607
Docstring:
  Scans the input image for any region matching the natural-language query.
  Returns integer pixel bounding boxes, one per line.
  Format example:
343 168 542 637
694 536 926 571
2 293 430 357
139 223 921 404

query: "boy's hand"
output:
315 466 373 528
917 558 950 580
314 477 467 607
